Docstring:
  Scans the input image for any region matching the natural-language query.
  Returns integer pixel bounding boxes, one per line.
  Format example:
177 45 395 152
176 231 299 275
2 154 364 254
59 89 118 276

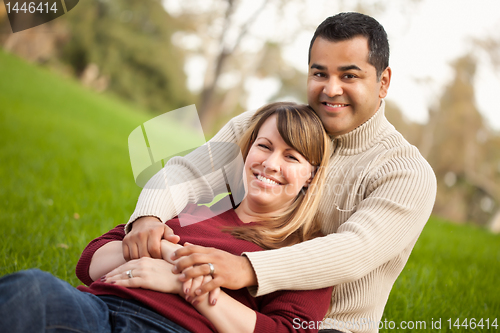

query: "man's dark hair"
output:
308 12 390 79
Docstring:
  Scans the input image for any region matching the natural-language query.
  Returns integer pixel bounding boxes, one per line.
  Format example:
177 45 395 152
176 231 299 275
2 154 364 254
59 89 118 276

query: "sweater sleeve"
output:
125 110 255 233
254 287 333 333
75 224 126 286
245 152 437 296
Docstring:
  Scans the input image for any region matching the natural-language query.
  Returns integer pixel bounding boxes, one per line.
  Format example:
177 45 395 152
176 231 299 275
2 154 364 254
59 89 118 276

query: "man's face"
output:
307 36 391 137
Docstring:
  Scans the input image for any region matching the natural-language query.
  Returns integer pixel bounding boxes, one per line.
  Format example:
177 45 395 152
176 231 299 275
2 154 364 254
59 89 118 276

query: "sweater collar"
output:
331 99 392 155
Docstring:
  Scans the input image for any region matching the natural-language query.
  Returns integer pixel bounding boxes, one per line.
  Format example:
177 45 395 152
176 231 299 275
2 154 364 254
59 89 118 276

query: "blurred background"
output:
1 0 499 328
2 0 500 229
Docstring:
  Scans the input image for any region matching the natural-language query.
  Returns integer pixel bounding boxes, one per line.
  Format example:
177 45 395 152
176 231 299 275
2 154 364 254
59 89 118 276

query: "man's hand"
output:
123 216 180 260
171 243 257 295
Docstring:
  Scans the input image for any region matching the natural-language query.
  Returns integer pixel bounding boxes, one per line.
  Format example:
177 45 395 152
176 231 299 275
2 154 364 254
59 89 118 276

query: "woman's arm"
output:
76 224 127 286
77 224 183 285
192 289 256 333
189 279 332 333
101 240 184 294
88 241 126 281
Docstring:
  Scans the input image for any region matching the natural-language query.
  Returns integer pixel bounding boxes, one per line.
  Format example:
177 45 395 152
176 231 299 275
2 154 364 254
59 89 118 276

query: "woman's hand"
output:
103 257 183 296
184 274 219 306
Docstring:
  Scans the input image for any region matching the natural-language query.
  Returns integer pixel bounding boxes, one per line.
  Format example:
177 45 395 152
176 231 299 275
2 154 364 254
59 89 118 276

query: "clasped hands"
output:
119 216 256 305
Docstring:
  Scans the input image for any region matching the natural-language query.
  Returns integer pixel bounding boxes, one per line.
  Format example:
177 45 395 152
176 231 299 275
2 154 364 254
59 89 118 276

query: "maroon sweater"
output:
76 205 332 333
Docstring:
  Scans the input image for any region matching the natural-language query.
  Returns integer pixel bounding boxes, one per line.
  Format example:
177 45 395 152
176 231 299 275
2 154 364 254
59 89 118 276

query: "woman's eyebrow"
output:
256 137 272 144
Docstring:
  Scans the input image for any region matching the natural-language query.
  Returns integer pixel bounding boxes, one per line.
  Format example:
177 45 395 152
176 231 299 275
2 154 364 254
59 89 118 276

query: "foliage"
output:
62 0 195 113
423 55 500 225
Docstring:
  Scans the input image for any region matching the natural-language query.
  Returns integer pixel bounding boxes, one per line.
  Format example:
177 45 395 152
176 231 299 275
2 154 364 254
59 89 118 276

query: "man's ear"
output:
379 66 392 99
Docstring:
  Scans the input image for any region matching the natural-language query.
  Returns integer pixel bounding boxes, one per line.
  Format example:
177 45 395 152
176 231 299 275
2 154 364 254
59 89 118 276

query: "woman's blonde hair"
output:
227 102 331 249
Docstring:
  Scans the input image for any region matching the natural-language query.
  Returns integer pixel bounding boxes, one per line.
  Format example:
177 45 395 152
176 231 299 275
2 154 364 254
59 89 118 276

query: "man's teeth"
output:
326 103 346 108
257 175 280 185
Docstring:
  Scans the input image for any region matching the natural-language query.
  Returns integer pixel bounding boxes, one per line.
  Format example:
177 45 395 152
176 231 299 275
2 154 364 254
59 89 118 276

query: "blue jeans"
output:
0 269 191 333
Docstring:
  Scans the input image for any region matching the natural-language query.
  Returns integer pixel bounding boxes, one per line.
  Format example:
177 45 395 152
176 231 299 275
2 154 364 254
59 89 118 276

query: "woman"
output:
0 102 332 333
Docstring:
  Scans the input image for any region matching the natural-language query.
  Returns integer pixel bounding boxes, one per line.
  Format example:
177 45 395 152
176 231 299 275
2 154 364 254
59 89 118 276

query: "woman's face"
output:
243 115 314 213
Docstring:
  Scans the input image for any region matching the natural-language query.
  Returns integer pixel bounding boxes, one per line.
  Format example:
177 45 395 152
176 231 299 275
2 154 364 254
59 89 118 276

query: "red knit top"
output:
76 205 332 333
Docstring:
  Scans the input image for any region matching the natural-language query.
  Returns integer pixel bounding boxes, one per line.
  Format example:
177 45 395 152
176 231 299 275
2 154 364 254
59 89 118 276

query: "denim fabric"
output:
0 269 191 333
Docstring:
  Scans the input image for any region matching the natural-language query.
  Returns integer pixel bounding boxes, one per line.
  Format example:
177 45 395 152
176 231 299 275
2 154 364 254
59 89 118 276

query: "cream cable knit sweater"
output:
126 100 436 333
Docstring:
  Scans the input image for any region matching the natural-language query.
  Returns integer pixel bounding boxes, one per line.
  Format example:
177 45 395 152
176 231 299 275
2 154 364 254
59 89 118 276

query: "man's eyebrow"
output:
310 64 362 71
338 65 362 71
310 63 326 70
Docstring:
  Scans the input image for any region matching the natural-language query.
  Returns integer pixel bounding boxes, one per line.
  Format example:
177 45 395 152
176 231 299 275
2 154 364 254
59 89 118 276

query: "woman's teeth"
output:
256 175 280 185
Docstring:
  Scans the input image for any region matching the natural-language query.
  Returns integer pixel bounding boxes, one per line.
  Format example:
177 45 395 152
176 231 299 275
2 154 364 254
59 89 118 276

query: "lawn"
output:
383 217 499 332
1 49 499 332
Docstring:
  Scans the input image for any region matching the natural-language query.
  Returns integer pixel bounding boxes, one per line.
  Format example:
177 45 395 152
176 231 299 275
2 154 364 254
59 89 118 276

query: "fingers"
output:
103 266 145 289
123 237 140 261
208 287 220 306
123 217 176 260
186 275 215 306
195 278 223 296
176 261 212 280
171 243 211 261
186 275 204 303
182 279 192 296
164 225 180 244
146 230 162 259
122 242 130 262
172 247 216 274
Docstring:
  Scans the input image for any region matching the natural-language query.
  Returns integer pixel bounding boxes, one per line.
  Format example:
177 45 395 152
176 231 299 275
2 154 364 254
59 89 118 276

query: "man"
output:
123 12 436 333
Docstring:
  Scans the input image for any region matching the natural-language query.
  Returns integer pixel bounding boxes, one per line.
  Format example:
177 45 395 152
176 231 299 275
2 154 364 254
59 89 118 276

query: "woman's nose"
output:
262 153 281 172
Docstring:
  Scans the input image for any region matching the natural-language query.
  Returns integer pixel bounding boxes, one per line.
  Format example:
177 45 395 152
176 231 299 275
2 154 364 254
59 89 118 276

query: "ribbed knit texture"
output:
126 101 437 333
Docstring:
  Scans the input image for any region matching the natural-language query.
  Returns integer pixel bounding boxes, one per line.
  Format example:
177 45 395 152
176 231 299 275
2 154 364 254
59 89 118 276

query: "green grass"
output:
1 49 499 332
0 49 199 285
382 217 500 332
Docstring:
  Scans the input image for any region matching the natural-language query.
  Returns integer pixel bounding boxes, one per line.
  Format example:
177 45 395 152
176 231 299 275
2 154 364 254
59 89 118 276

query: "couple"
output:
0 12 436 333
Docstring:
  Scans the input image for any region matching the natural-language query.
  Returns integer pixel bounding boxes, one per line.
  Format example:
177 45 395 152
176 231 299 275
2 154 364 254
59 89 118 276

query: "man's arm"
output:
123 110 256 259
174 153 437 296
243 154 437 296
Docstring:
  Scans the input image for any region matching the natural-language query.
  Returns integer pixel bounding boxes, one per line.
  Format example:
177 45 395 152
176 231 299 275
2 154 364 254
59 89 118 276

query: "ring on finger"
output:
207 263 215 276
126 269 134 279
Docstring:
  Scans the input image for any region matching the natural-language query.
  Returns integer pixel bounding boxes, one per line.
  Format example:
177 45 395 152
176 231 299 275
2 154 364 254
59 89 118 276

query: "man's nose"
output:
323 77 343 97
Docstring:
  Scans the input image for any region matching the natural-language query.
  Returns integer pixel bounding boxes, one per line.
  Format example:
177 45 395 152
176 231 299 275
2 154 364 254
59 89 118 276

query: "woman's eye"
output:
258 144 269 149
287 155 299 161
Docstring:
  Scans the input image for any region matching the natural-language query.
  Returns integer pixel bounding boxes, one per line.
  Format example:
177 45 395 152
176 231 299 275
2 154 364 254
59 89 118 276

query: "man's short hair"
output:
308 12 390 79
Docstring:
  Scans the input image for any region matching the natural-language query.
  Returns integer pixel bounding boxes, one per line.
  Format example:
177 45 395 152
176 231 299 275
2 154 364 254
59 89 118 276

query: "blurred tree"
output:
423 55 500 225
60 0 193 113
384 100 423 146
164 0 424 135
0 0 194 114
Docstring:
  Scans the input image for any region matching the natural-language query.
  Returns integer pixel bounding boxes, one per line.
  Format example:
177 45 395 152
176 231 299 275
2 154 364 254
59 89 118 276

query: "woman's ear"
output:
303 173 314 188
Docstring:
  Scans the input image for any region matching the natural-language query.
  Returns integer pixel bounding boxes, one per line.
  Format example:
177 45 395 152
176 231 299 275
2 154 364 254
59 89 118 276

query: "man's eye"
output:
314 72 326 77
343 74 356 79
